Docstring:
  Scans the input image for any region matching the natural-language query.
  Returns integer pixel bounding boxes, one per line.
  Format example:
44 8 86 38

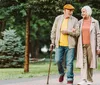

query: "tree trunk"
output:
30 40 39 59
24 8 31 72
1 20 6 31
30 39 35 58
0 20 6 38
35 40 39 58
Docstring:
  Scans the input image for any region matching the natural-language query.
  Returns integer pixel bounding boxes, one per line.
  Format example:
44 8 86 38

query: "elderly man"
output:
50 4 79 85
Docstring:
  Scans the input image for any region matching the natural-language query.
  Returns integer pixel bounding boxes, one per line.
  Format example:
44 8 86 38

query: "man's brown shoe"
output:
59 74 65 82
67 81 73 85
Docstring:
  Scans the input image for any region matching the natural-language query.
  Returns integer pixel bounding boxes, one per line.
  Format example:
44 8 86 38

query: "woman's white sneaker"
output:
77 79 87 85
87 81 93 85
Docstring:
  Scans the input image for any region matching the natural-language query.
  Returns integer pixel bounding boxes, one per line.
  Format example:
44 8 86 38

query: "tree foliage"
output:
0 29 25 67
0 0 100 59
0 29 25 56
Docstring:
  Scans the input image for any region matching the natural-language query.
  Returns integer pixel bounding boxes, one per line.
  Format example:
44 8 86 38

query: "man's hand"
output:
97 50 100 55
61 30 68 35
61 28 76 35
72 28 76 32
49 43 54 51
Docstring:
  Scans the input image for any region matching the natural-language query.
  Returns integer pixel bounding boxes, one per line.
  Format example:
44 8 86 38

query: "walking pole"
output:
47 46 53 85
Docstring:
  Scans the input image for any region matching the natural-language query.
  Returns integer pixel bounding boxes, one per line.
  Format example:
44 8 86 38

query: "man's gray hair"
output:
82 5 92 16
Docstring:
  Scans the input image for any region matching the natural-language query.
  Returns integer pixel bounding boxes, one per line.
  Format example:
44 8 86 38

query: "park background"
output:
0 0 100 80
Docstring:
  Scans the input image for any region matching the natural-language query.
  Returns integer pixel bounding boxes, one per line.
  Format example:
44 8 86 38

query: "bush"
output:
0 29 25 68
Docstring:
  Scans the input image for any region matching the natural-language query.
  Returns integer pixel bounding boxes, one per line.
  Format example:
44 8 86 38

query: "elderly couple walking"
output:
50 4 100 85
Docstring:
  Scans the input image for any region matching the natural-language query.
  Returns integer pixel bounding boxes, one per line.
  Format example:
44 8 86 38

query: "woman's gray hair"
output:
82 5 92 16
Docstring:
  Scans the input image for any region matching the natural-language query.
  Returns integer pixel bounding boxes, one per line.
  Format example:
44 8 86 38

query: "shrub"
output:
0 29 25 68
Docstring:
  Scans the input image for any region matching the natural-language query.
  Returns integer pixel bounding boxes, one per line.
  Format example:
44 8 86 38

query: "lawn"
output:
0 61 57 80
0 58 100 80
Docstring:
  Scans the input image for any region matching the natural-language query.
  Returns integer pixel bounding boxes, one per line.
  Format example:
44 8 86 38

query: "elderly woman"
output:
76 6 100 85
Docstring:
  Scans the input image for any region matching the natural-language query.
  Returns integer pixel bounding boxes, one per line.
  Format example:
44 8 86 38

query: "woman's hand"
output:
97 50 100 55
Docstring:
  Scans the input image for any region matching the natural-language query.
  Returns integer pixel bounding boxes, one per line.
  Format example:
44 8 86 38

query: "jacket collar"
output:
80 17 96 32
81 17 95 23
61 14 73 20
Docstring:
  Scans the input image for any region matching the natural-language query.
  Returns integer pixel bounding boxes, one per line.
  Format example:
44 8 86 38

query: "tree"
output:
24 8 31 72
0 0 100 71
0 29 25 67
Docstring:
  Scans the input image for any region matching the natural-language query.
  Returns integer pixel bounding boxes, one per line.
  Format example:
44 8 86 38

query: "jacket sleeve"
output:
50 17 58 44
96 20 100 50
67 19 80 37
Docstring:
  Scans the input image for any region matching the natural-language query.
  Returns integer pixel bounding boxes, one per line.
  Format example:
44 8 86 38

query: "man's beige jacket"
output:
50 14 79 48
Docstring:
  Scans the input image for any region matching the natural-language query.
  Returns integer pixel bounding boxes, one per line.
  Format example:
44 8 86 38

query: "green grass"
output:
97 58 100 70
0 58 100 80
0 62 57 80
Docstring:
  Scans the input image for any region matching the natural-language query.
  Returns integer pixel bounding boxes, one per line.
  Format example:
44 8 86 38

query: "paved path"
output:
0 71 100 85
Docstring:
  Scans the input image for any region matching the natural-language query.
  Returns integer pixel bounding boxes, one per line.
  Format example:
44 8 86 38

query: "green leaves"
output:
0 29 25 67
0 15 5 20
20 9 27 16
